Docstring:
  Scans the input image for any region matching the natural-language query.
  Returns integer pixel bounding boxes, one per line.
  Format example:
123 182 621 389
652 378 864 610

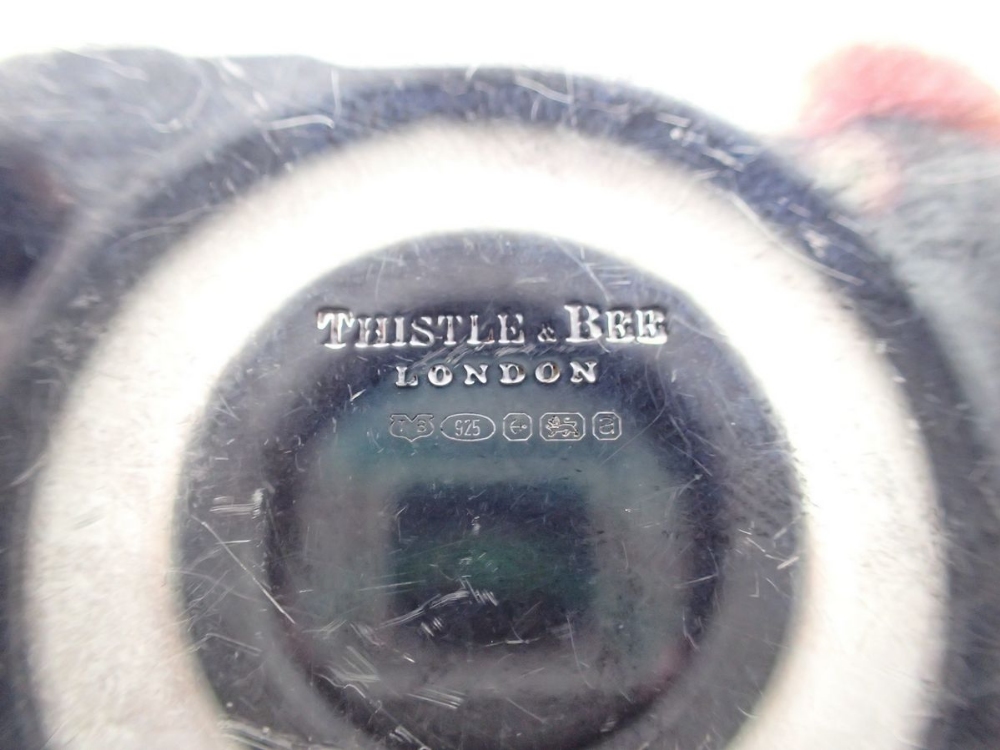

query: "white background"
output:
1 1 997 133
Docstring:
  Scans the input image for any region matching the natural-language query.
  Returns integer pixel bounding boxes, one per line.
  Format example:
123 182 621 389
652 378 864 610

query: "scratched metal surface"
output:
0 47 996 750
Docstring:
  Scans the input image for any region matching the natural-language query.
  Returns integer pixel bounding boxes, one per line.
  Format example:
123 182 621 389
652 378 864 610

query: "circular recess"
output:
0 71 960 750
179 233 798 749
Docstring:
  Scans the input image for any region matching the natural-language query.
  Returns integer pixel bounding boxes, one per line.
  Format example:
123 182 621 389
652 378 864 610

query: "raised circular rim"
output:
174 230 802 749
0 68 980 750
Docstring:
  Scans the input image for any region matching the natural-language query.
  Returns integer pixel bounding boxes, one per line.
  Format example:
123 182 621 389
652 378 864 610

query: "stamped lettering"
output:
319 303 667 391
317 304 668 351
390 411 621 446
389 414 435 443
392 359 597 389
440 413 496 442
592 411 623 441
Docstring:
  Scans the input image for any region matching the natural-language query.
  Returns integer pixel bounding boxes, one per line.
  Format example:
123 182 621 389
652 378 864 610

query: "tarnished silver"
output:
21 122 944 750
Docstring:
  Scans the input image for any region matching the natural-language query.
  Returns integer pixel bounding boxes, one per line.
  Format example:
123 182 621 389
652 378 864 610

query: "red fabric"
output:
802 45 1000 141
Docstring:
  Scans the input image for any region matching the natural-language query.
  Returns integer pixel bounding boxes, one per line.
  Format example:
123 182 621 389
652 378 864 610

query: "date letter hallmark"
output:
389 414 435 443
592 411 623 441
